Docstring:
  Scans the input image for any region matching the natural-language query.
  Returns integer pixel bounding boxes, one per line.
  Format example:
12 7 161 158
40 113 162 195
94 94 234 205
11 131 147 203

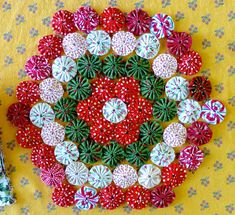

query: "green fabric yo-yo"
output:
67 75 92 101
126 55 150 80
103 54 127 79
140 121 163 145
77 54 102 79
126 142 150 167
153 97 177 122
65 119 89 143
54 98 77 122
78 140 102 164
102 141 125 167
140 75 165 101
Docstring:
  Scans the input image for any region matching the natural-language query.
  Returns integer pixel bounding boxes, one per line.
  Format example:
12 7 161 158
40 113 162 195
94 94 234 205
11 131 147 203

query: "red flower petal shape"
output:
90 118 115 145
77 96 103 124
151 185 175 208
115 77 140 104
92 77 116 102
126 185 150 209
127 98 153 125
115 119 140 145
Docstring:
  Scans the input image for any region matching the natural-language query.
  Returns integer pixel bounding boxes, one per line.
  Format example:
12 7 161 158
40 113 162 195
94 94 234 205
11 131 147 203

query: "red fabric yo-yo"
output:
126 185 151 209
167 31 192 56
100 7 126 34
31 144 56 169
99 184 125 210
187 121 212 146
38 35 63 60
16 81 40 105
178 50 202 75
126 9 151 36
52 184 76 207
151 185 176 208
7 102 30 128
16 124 42 148
51 10 77 36
162 163 187 188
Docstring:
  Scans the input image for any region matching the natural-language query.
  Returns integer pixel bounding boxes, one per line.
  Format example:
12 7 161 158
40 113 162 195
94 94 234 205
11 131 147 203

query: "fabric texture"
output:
0 0 235 214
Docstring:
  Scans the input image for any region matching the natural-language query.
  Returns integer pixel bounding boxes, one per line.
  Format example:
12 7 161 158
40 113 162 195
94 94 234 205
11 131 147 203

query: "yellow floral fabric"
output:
0 0 235 214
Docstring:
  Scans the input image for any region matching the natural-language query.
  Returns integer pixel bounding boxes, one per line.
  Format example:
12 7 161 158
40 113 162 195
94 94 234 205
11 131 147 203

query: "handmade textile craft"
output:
0 151 15 206
7 5 227 211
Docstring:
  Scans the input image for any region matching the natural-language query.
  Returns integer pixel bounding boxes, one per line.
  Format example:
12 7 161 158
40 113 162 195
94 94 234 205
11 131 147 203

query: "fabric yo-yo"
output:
167 31 192 56
178 50 202 75
100 7 125 34
74 186 99 210
41 121 65 146
112 31 136 56
54 141 79 165
179 145 204 171
65 161 89 186
135 33 160 59
126 9 151 36
86 30 111 56
16 81 40 105
150 142 175 167
99 184 125 210
201 99 226 125
152 54 177 79
29 102 55 128
73 6 99 34
151 185 176 208
165 76 189 101
39 78 64 104
38 35 63 60
163 123 187 147
88 165 112 188
112 164 138 189
177 99 201 124
188 76 212 101
150 13 175 38
51 10 77 36
126 185 151 209
62 33 87 59
187 121 213 146
138 164 161 189
25 55 51 81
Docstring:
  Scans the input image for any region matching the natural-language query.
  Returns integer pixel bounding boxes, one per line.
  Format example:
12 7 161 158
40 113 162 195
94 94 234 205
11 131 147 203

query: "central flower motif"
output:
76 76 153 145
102 98 128 123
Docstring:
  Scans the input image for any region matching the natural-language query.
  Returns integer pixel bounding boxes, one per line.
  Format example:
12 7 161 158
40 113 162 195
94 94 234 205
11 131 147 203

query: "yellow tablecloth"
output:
0 0 235 214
